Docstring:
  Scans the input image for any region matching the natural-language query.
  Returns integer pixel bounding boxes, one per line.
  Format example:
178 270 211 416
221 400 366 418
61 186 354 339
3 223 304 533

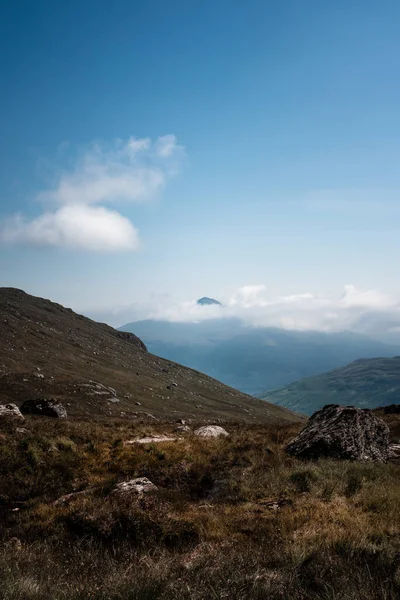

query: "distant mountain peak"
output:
196 297 221 306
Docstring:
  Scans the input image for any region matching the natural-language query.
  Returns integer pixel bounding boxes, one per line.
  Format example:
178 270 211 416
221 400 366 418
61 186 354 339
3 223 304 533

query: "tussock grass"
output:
0 417 399 599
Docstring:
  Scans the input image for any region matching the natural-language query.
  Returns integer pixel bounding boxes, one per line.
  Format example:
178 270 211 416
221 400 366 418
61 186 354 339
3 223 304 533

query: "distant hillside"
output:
261 356 400 415
0 288 300 424
119 318 400 396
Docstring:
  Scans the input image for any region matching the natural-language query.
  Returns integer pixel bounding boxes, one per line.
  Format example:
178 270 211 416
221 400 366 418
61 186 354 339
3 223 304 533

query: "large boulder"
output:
20 398 67 419
194 425 229 439
286 404 389 462
0 403 24 423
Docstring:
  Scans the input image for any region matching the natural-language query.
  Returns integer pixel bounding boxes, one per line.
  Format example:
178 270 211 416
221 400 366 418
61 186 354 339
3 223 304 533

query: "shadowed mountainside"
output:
0 288 301 424
119 318 399 396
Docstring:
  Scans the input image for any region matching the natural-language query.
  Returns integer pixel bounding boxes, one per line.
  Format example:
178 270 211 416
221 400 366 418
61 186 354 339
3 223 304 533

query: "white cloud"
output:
1 135 183 252
95 284 400 343
1 205 139 251
229 285 268 307
155 134 182 158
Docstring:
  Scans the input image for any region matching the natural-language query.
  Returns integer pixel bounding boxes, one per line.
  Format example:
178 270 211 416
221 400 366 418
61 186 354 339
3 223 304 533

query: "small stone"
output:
125 434 178 445
111 477 157 496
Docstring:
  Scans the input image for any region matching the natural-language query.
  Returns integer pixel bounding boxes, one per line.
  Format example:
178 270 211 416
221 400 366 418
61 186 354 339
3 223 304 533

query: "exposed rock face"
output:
286 404 390 462
20 398 67 418
194 425 229 439
111 477 157 496
0 403 24 423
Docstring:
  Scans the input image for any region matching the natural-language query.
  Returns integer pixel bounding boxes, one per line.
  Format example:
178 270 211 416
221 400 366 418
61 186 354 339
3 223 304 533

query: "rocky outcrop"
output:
194 425 229 439
116 330 147 352
286 404 390 462
0 403 24 423
20 398 67 418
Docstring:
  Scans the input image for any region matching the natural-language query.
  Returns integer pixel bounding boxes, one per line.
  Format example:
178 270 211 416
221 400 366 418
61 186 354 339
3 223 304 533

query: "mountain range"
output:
0 288 300 424
119 312 400 396
260 356 400 415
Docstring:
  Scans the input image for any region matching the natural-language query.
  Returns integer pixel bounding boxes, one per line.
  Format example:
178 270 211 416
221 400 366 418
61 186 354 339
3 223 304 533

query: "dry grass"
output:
0 417 399 599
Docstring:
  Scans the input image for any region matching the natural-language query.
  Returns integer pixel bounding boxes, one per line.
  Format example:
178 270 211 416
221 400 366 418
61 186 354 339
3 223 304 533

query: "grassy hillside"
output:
261 356 400 415
0 288 300 424
0 416 399 599
120 319 400 396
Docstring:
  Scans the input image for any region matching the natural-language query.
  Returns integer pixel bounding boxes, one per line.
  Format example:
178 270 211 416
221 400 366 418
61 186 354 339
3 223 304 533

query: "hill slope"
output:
0 288 300 423
119 318 399 395
261 356 400 415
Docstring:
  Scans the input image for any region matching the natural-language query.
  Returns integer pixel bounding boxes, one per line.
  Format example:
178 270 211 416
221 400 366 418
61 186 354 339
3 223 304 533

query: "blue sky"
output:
1 0 400 330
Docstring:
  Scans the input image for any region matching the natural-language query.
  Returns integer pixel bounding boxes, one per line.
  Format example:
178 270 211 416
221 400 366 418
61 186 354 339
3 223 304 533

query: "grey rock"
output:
125 435 178 445
20 398 67 419
111 477 157 496
194 425 229 439
286 404 389 462
0 403 25 423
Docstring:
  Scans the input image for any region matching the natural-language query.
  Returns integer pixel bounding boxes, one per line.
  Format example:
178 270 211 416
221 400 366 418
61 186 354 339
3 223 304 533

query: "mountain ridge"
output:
0 287 301 424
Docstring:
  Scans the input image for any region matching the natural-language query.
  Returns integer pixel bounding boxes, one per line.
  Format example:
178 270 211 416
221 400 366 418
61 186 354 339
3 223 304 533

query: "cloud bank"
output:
94 284 400 343
0 135 183 251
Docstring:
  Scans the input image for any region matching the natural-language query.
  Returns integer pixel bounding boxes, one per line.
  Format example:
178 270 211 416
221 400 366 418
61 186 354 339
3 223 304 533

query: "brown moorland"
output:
0 416 399 600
